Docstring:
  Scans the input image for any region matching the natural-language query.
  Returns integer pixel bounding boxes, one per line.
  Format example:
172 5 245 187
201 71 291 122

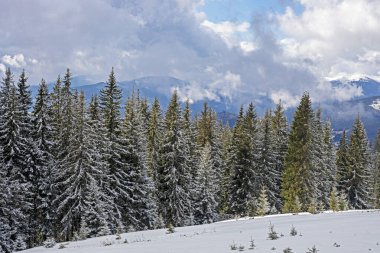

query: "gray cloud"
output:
1 0 372 109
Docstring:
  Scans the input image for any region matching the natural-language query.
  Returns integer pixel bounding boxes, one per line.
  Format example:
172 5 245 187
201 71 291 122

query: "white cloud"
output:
201 20 251 49
277 0 380 80
2 54 26 68
0 63 5 73
270 90 301 109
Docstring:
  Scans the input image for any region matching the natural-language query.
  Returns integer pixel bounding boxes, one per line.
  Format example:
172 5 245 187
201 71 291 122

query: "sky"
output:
1 0 380 108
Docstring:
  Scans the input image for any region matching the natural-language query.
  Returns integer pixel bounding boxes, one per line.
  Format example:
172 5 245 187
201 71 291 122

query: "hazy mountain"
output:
31 75 380 140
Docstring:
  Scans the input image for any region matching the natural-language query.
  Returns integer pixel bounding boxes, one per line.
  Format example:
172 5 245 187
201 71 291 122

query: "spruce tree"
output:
256 110 279 212
147 98 163 183
98 68 124 231
157 91 192 226
194 142 218 224
345 117 373 209
228 105 256 216
119 93 157 230
372 130 380 208
31 79 55 243
281 93 314 212
54 92 111 239
0 68 29 250
336 130 349 195
271 102 288 211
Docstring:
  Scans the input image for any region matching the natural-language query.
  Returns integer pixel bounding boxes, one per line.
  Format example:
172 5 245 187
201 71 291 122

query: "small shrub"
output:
267 223 279 240
307 245 319 253
238 245 245 251
249 237 255 250
230 241 237 250
58 243 67 249
123 239 129 244
290 225 297 236
333 242 341 247
43 237 56 248
166 223 175 234
115 233 121 240
271 246 276 250
103 240 113 246
283 247 293 253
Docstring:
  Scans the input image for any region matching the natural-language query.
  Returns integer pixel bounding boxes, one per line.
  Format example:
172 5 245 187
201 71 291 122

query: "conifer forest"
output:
0 67 379 252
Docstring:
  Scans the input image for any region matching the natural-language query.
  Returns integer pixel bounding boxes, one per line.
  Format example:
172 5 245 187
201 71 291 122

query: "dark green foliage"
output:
282 93 314 212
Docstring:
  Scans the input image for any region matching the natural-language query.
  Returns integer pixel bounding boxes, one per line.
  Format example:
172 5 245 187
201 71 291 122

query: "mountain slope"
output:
22 210 380 253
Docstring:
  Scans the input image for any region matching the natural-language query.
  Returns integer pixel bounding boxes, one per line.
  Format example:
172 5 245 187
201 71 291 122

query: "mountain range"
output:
30 76 380 141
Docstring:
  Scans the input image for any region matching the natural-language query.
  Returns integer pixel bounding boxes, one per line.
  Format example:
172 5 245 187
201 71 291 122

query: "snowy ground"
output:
23 210 380 253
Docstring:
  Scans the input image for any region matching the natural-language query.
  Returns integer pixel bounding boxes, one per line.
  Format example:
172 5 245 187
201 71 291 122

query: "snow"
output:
22 210 380 253
370 99 380 111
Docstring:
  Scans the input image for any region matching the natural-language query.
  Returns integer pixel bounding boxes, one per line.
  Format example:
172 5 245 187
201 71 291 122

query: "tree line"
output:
0 67 379 252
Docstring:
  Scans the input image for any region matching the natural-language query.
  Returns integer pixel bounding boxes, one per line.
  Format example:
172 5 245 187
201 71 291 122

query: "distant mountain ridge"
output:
31 75 380 140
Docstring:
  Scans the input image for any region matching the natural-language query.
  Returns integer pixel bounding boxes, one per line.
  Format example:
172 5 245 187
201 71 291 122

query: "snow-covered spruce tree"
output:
182 99 198 225
322 120 336 202
336 130 350 196
196 102 223 213
0 68 30 250
17 70 42 247
345 117 373 209
219 125 233 214
15 70 40 247
310 108 325 207
98 68 124 231
329 187 338 211
257 187 270 216
270 102 288 211
31 79 55 244
372 130 380 208
54 92 111 240
87 95 117 229
0 164 13 253
256 110 280 212
228 105 257 216
119 93 157 230
194 142 218 224
281 93 314 212
147 97 163 183
209 110 224 213
157 91 192 227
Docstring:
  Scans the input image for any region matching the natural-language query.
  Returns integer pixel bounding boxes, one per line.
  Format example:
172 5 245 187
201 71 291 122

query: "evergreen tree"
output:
310 109 325 205
194 142 218 224
336 130 349 194
257 187 270 216
256 110 279 211
54 92 111 239
119 93 157 230
270 102 288 211
0 68 29 250
345 117 373 209
329 187 338 211
147 98 163 183
31 79 55 243
157 91 192 226
372 130 380 208
219 125 233 214
282 93 314 212
228 105 256 216
98 68 124 231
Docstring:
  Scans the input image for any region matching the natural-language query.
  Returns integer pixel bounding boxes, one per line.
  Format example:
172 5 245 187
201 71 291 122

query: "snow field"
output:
23 210 380 253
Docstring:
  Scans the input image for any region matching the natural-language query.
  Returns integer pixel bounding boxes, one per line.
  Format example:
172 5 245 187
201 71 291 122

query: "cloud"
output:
2 54 26 68
0 64 5 73
277 0 380 81
1 0 377 110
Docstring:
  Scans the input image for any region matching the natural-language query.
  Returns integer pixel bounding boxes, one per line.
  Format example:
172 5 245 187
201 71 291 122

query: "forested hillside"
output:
0 68 379 252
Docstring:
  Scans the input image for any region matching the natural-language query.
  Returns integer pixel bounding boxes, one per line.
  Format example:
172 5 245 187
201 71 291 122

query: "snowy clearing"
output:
23 210 380 253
